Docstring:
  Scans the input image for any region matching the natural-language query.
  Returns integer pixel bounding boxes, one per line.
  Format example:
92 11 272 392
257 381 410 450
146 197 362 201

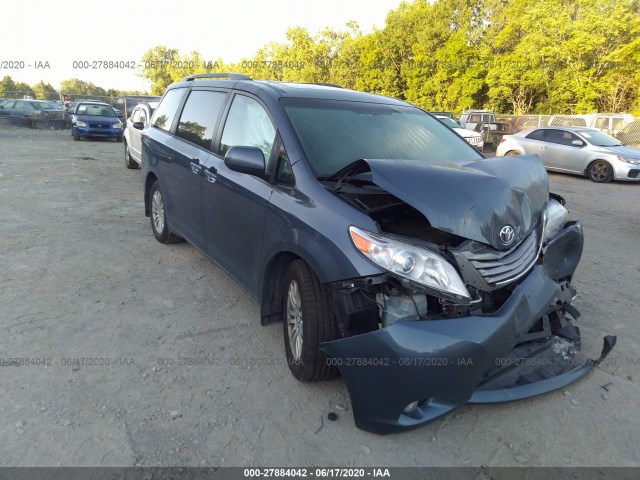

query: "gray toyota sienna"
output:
140 73 615 434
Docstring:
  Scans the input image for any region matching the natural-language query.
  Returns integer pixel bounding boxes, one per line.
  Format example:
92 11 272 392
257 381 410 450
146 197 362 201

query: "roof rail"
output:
307 82 344 89
183 73 252 81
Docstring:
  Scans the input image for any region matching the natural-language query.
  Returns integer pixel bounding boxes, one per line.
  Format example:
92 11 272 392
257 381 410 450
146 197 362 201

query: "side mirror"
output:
571 140 584 147
224 146 266 176
133 121 145 130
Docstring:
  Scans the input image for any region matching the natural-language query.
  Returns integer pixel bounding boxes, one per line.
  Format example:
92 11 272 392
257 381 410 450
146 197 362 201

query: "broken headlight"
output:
349 226 470 301
543 198 569 243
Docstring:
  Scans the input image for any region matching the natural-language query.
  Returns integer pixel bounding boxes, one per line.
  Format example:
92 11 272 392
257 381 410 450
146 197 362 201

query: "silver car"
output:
496 127 640 183
123 101 158 169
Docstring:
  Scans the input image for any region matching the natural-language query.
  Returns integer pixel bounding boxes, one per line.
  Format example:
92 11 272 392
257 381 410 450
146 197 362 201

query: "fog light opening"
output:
403 401 419 414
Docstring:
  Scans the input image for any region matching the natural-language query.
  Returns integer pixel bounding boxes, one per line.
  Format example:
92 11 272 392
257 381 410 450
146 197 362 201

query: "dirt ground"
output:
0 126 639 468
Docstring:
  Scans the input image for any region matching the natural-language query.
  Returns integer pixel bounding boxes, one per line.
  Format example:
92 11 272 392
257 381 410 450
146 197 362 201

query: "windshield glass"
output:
281 98 481 176
437 116 461 129
76 103 116 117
578 129 622 146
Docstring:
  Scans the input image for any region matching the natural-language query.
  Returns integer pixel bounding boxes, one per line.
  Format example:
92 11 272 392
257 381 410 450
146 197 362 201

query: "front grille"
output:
460 230 539 287
89 123 109 128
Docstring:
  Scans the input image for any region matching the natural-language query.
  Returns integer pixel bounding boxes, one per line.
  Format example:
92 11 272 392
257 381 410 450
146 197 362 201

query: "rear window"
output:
282 98 481 176
526 130 546 141
152 88 187 132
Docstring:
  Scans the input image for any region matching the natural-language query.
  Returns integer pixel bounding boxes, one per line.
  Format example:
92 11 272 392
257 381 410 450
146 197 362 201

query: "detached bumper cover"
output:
321 225 616 434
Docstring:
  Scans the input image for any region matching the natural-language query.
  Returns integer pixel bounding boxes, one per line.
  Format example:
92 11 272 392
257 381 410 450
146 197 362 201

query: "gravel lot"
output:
1 126 639 467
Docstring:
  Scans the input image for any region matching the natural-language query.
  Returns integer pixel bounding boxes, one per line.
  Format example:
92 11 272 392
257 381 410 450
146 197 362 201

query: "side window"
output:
594 117 606 129
275 140 294 185
139 109 148 125
14 101 25 109
219 95 276 164
176 90 227 150
545 129 573 146
611 118 624 130
469 114 480 123
3 101 14 108
130 107 141 123
526 129 546 141
152 88 186 132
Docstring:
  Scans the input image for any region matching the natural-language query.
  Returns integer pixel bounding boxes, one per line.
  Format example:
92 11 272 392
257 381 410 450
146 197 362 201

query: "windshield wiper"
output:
321 159 372 192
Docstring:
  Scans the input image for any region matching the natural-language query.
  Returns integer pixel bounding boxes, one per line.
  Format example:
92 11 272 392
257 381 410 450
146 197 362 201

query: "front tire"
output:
505 150 519 156
124 141 138 169
149 181 183 244
282 260 338 382
587 160 613 183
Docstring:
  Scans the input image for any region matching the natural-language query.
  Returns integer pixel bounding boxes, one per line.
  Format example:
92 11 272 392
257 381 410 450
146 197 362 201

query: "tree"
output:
32 81 58 100
0 75 16 97
138 46 180 95
60 78 108 100
13 81 35 99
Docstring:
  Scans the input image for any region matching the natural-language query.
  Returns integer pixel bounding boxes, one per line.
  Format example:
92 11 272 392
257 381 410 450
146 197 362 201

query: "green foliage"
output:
136 0 640 114
32 81 58 100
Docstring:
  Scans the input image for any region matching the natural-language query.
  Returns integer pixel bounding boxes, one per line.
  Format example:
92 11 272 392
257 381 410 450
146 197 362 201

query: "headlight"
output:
349 226 470 301
617 155 640 165
75 120 86 127
543 198 568 243
113 122 123 129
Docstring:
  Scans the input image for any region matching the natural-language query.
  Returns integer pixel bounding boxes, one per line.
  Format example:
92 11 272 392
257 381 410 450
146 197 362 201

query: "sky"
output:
1 0 404 93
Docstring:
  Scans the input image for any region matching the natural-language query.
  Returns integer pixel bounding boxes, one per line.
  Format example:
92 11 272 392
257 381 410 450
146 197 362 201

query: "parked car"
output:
614 121 640 147
435 115 484 151
124 101 158 168
459 109 495 130
70 101 123 142
496 127 640 183
141 73 615 434
0 99 61 119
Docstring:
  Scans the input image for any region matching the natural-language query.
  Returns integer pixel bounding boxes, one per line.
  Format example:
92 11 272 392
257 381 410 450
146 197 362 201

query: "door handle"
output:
204 166 217 183
190 159 203 174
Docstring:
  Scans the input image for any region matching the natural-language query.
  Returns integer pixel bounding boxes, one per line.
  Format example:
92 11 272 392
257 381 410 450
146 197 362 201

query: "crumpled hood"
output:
364 156 549 250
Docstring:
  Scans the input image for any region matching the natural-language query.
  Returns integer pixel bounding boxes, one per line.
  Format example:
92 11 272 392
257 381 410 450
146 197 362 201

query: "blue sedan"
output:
71 102 123 141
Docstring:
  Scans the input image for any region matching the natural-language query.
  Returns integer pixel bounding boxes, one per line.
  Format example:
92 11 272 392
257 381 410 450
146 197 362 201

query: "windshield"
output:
578 129 622 146
76 103 116 117
281 98 481 176
437 116 462 129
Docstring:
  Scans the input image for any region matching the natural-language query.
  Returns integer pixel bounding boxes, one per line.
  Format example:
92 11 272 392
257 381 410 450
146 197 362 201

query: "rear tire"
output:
282 260 338 382
149 180 183 244
124 141 138 169
72 133 80 141
587 160 613 183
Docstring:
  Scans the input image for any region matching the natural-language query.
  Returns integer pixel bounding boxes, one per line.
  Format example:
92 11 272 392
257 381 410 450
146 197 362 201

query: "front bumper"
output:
321 224 616 434
612 160 640 181
72 125 123 139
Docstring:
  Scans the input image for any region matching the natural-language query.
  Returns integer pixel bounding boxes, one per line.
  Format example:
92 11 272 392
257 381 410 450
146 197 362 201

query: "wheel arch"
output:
260 251 304 326
144 172 158 217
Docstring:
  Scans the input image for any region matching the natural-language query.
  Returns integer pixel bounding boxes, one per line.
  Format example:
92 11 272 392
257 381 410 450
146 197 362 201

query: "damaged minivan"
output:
141 74 616 434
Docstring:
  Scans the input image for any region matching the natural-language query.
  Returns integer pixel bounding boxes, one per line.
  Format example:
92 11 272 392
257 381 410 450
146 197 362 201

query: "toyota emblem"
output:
499 225 515 246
